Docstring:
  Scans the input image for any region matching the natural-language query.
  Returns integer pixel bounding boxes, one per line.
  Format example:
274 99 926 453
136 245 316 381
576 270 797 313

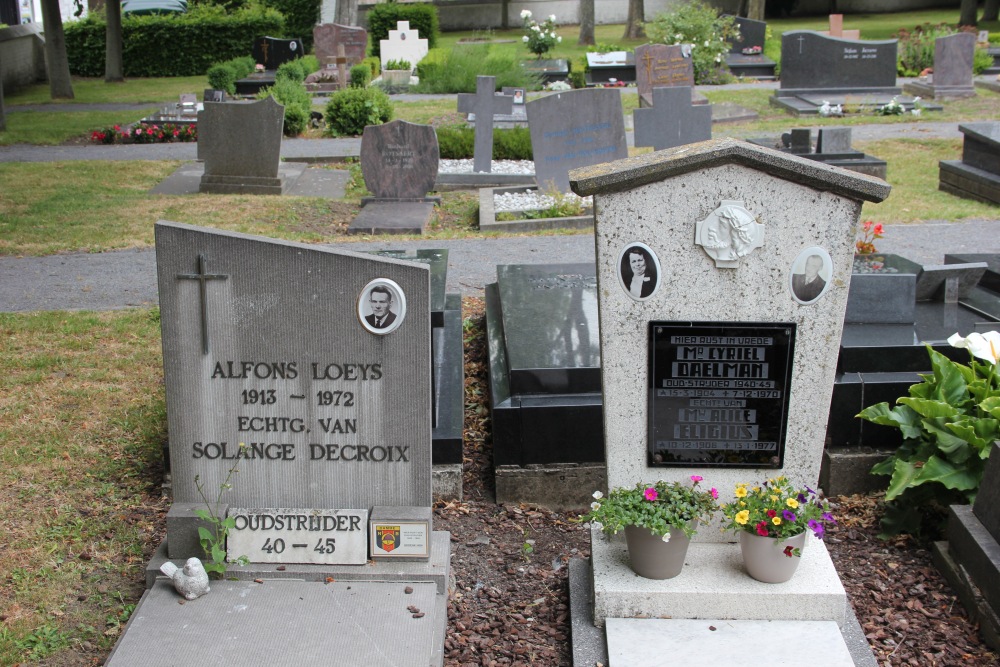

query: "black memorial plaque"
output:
648 322 796 468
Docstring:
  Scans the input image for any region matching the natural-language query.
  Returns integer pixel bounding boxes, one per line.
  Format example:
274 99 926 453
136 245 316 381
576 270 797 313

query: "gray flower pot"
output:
739 530 807 583
624 524 693 579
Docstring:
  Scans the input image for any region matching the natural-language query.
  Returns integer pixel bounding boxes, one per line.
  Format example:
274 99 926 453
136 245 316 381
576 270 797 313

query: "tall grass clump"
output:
412 44 542 93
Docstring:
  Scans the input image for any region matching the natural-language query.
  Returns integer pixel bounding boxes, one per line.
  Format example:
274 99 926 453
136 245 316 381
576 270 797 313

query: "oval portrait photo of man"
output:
789 246 833 305
616 242 661 302
357 278 407 335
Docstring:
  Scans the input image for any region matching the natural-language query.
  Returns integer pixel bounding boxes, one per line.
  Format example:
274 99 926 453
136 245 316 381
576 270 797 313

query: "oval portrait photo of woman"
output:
616 242 661 302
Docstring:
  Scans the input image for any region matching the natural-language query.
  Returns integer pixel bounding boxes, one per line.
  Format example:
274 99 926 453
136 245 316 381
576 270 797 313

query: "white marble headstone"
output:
380 21 429 71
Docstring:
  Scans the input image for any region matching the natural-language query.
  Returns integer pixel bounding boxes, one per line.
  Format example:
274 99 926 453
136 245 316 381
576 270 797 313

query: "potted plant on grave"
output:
847 220 921 324
720 477 836 584
579 476 718 579
381 59 412 87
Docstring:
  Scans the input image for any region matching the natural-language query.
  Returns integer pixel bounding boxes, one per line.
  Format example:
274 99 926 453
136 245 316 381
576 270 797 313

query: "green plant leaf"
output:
897 397 958 419
884 458 922 501
871 456 896 476
913 454 981 492
197 526 213 542
946 417 1000 452
980 396 1000 419
927 347 969 406
193 509 211 521
211 546 226 563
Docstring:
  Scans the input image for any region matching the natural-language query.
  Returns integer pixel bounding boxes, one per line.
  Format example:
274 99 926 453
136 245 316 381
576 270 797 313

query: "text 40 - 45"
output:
317 390 354 407
261 538 336 554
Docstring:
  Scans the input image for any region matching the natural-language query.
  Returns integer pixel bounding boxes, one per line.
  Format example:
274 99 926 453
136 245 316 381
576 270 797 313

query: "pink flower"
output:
710 487 719 499
644 487 658 502
756 521 769 536
690 475 703 483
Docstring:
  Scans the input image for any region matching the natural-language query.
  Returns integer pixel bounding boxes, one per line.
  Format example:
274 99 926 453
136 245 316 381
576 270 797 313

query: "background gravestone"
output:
380 21 428 70
778 31 898 95
526 89 628 193
723 16 777 80
635 44 695 107
313 23 367 66
457 76 513 173
939 121 1000 205
252 36 303 70
197 98 286 195
351 120 441 234
903 32 976 100
633 86 712 151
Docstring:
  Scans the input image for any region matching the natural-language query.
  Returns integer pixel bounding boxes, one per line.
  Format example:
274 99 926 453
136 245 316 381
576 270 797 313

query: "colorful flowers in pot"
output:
580 476 718 541
720 476 835 557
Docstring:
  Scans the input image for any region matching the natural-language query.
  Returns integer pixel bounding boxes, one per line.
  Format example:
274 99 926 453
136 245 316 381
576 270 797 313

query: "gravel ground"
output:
435 297 999 667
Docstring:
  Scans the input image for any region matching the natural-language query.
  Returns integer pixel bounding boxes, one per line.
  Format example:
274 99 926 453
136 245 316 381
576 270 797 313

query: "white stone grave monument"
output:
380 20 429 71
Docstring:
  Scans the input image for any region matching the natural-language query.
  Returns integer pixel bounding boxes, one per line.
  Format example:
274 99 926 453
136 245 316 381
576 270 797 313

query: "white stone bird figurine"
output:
160 557 211 600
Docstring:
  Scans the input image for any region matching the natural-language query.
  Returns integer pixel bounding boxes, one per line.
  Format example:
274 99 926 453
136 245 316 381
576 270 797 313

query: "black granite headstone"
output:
779 31 898 95
252 36 303 71
728 16 766 54
647 322 796 468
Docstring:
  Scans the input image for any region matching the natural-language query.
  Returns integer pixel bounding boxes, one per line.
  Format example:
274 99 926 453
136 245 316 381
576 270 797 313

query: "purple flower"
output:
808 519 825 539
783 510 796 522
805 485 816 495
822 512 837 524
797 493 807 504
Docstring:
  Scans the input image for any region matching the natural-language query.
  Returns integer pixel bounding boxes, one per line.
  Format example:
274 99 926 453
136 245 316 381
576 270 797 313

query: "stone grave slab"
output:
349 200 437 235
904 32 976 100
234 72 276 96
105 579 444 667
197 98 285 195
313 22 367 66
939 122 1000 205
633 86 712 151
946 253 1000 294
152 162 349 199
252 35 303 71
456 76 513 173
606 619 854 667
747 128 887 179
585 50 636 85
774 31 899 104
635 44 695 106
522 58 569 84
526 88 628 192
380 21 428 71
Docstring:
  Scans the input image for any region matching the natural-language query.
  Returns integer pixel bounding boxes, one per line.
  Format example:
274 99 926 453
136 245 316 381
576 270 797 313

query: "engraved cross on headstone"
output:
457 75 513 173
176 254 229 355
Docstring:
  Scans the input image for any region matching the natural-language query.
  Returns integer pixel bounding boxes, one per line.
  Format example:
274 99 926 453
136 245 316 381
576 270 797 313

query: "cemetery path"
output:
3 220 1000 313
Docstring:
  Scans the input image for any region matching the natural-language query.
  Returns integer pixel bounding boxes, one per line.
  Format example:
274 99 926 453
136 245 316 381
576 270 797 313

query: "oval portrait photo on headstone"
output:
617 242 661 301
789 246 833 305
358 278 407 335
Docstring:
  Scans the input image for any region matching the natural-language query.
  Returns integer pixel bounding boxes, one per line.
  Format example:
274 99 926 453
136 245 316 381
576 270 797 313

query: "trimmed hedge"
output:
367 3 438 59
323 87 393 137
436 125 533 160
263 0 321 53
64 7 283 77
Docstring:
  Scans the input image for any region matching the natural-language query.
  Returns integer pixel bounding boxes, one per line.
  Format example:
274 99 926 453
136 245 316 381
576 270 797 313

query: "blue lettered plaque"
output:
648 322 796 468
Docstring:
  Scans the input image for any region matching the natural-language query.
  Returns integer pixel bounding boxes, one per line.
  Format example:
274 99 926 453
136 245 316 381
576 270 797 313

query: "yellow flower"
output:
734 487 748 498
735 510 750 525
770 495 779 503
739 501 746 507
772 516 782 525
786 498 799 509
772 487 782 493
752 486 761 492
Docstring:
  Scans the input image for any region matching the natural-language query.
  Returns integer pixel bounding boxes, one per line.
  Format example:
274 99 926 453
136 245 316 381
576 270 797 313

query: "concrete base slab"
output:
151 161 349 199
348 201 437 235
147 530 452 594
591 525 847 627
820 448 892 497
933 540 1000 653
974 76 1000 94
903 80 976 100
106 578 444 667
495 463 606 512
606 618 854 667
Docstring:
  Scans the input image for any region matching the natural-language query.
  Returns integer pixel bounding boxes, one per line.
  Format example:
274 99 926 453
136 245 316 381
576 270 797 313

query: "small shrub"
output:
350 64 371 88
207 64 237 95
384 59 412 71
367 3 439 58
300 54 319 74
519 10 562 59
276 59 307 83
435 125 533 160
412 44 541 93
896 24 955 77
324 87 394 136
570 69 586 89
281 104 309 136
362 56 381 78
257 77 313 136
646 0 739 85
436 126 474 159
974 45 994 75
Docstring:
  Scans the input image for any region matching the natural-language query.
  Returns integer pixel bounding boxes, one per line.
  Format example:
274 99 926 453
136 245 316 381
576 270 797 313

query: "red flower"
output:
783 546 795 558
756 521 769 536
766 509 777 518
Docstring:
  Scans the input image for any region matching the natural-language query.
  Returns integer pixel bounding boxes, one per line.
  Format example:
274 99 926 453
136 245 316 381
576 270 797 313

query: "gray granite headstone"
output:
526 89 628 193
816 127 853 154
933 32 976 88
633 86 711 151
197 98 285 194
155 220 432 514
973 442 1000 542
457 76 513 174
313 23 367 66
728 16 767 54
779 31 898 94
635 44 694 105
359 120 440 200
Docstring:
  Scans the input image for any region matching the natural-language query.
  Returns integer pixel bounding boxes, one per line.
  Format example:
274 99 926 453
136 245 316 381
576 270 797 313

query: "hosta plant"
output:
858 331 1000 537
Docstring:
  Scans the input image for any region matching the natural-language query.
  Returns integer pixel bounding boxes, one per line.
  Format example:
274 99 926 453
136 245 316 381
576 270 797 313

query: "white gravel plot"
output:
438 159 535 175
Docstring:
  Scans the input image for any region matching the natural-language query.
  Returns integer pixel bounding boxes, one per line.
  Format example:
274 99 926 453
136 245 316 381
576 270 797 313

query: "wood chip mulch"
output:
436 298 999 667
